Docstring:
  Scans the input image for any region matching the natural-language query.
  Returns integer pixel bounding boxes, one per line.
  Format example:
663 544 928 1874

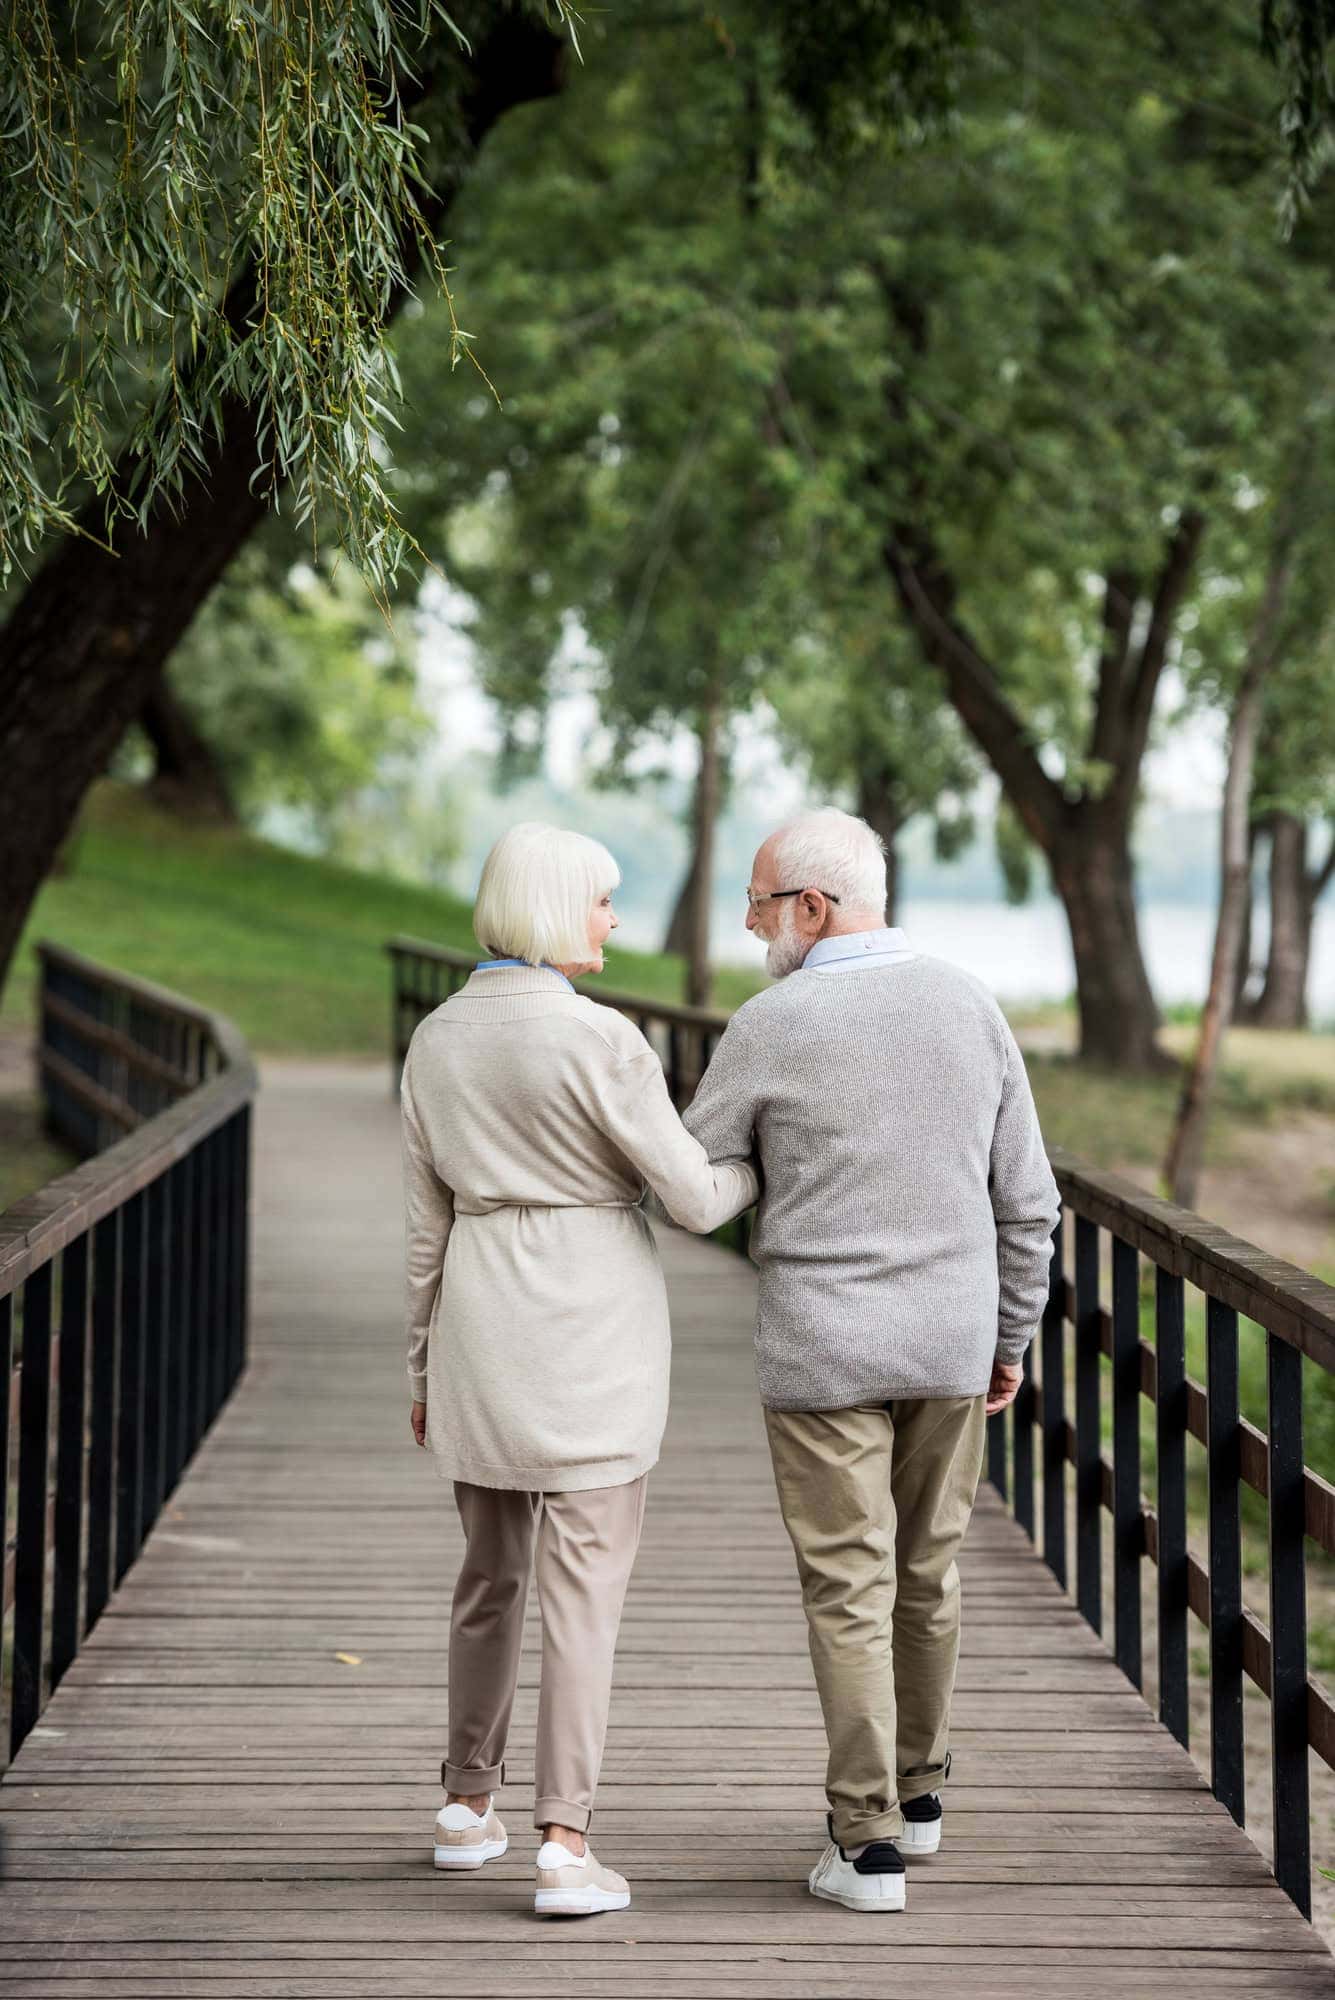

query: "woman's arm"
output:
680 1010 761 1163
400 1050 455 1404
600 1044 760 1233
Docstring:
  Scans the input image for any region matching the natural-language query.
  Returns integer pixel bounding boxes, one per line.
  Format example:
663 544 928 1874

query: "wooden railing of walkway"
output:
389 933 1335 1921
0 943 256 1768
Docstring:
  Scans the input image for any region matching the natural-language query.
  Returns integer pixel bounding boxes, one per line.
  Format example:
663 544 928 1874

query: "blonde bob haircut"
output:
472 822 621 968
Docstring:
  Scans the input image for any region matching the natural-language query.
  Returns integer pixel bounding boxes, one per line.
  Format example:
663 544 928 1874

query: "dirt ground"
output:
1191 1108 1334 1275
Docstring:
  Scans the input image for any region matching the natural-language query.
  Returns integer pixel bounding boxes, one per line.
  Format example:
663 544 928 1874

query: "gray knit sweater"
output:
681 953 1060 1409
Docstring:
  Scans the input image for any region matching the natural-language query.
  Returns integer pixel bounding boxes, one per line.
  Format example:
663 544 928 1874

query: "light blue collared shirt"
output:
801 926 917 974
475 956 576 992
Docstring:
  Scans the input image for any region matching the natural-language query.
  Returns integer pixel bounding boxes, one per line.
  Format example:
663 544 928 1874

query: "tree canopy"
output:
375 0 1335 1050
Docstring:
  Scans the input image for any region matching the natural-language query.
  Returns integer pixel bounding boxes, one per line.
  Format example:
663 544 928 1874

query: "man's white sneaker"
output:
534 1840 631 1916
809 1833 907 1913
899 1791 943 1855
432 1795 508 1870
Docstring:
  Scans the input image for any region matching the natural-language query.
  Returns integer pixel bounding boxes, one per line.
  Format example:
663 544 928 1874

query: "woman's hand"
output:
410 1399 427 1447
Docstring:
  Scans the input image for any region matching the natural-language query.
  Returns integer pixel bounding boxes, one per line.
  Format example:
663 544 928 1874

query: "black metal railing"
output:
389 933 1334 1919
984 1156 1334 1922
389 935 727 1098
1 943 256 1767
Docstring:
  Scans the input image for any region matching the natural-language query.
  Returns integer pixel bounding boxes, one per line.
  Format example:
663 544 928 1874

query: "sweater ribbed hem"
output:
760 1383 989 1412
430 1443 660 1493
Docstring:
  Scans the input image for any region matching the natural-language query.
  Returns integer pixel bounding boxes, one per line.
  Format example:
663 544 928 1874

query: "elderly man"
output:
682 807 1060 1913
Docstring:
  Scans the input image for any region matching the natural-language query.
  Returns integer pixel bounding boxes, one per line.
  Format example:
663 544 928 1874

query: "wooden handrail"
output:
1049 1146 1335 1373
3 943 256 1768
2 945 256 1299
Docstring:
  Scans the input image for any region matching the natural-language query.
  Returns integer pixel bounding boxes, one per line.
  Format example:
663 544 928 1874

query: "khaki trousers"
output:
764 1394 987 1848
443 1475 647 1833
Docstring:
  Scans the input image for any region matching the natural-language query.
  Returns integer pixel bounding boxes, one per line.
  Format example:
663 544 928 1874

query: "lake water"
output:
610 895 1335 1024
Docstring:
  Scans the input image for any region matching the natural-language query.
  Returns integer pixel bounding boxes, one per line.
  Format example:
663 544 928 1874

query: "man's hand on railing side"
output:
411 1399 427 1447
985 1358 1023 1417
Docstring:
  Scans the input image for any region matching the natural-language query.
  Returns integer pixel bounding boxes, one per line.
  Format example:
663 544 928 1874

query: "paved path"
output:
1 1061 1331 1996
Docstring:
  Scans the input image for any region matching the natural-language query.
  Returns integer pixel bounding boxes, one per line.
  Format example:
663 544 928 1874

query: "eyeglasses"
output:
746 886 842 911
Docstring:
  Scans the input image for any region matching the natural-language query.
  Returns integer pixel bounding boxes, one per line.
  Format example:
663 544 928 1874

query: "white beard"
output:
765 904 809 980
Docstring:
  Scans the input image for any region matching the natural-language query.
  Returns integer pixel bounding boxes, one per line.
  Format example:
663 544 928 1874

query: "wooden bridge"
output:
1 946 1333 1995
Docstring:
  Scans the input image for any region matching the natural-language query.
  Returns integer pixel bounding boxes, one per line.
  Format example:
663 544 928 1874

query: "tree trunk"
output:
0 16 565 996
1232 818 1260 1019
855 767 903 924
663 697 724 1009
1049 808 1164 1071
1163 666 1269 1205
1251 810 1315 1028
1163 447 1307 1206
662 865 696 962
137 674 238 823
883 507 1204 1073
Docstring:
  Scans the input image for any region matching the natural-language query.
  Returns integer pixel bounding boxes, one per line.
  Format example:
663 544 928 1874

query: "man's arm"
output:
988 1015 1060 1367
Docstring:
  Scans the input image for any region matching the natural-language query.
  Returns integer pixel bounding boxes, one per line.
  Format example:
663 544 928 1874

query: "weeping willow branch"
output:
0 0 577 588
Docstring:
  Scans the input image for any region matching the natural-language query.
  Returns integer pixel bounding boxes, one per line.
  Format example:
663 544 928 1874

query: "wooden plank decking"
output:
1 1059 1331 1997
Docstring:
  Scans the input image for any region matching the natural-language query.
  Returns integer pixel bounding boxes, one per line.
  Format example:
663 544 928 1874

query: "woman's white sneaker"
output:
899 1791 943 1855
433 1796 508 1870
534 1840 631 1916
809 1832 907 1912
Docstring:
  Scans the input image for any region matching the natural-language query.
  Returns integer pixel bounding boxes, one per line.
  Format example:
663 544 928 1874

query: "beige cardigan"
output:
400 964 759 1491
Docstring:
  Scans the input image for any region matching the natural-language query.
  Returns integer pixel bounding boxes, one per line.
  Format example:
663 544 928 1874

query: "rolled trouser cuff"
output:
534 1794 592 1834
443 1758 505 1793
833 1806 905 1847
899 1748 952 1805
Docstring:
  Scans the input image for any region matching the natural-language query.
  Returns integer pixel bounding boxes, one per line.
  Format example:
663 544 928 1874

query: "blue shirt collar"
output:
475 956 577 992
802 927 915 971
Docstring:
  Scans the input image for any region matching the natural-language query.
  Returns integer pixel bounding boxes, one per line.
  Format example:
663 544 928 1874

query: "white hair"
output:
473 822 621 967
768 808 887 922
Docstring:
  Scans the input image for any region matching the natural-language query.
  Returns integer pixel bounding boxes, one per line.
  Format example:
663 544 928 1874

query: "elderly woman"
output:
400 822 759 1918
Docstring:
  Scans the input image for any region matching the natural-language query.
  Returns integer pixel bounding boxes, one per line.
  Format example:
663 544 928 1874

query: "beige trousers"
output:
764 1394 987 1849
444 1475 647 1832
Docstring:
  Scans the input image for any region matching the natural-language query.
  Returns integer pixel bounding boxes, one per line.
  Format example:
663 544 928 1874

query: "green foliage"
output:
765 610 979 870
0 0 573 589
1261 0 1335 228
774 0 968 155
817 11 1330 776
388 6 978 837
388 0 1335 848
1254 652 1335 826
119 542 436 858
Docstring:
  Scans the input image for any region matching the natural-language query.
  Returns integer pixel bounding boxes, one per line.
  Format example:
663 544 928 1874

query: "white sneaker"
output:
534 1840 631 1917
809 1830 907 1913
900 1791 943 1855
433 1795 508 1870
